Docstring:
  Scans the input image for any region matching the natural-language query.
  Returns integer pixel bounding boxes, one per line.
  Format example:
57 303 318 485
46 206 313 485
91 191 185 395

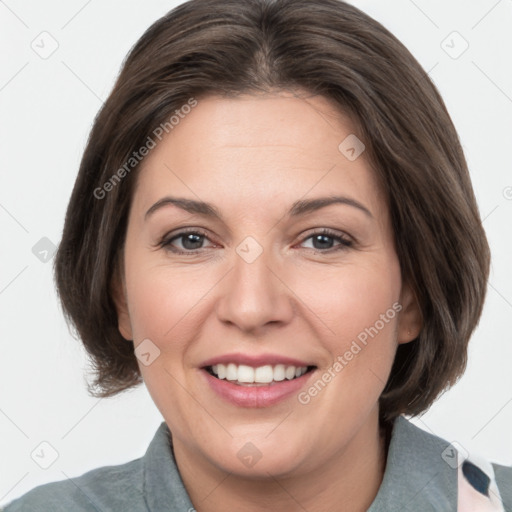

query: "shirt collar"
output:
143 422 194 511
142 416 458 511
368 415 458 511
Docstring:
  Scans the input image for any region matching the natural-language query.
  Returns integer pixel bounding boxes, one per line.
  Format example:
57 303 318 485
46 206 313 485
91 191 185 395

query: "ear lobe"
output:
110 269 133 341
397 282 422 344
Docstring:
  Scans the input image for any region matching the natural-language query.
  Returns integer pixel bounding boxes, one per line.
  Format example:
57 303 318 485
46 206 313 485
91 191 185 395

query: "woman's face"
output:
115 91 419 478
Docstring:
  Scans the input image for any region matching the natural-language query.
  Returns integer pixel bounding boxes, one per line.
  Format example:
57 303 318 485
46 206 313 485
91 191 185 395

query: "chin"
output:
202 430 310 478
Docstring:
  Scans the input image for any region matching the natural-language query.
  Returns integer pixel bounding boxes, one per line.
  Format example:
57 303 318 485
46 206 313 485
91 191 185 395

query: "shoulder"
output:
2 457 146 512
2 421 193 512
399 417 512 510
400 417 512 511
492 462 512 509
369 416 512 511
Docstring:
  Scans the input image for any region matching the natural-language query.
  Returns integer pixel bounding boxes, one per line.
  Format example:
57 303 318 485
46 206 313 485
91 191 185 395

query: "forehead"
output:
132 92 384 221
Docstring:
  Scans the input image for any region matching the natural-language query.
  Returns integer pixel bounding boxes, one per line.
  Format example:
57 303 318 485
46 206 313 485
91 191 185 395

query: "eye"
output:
160 229 216 254
159 228 353 255
299 229 353 252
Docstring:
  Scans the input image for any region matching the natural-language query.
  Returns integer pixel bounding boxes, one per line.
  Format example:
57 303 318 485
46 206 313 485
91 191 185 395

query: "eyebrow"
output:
144 195 373 221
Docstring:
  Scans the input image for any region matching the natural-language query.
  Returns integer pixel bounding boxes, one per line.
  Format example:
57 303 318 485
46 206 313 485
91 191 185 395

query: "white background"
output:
1 0 511 506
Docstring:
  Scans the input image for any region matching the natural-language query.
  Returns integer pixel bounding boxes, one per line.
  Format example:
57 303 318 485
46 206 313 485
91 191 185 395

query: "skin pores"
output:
114 91 420 510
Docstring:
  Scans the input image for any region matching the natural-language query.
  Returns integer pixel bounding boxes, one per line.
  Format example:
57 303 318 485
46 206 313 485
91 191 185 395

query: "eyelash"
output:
159 228 353 255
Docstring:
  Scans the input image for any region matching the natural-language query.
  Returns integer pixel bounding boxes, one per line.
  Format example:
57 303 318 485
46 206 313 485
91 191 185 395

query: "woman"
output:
3 0 510 510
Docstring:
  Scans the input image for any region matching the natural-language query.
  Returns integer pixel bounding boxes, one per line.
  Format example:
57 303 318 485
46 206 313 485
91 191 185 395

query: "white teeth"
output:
273 364 285 381
254 365 273 383
226 363 238 381
210 363 309 383
237 365 254 383
285 366 296 380
216 364 226 379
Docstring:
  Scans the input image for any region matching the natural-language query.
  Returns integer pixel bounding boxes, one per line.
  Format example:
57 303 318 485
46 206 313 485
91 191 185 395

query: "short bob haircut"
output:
54 0 490 423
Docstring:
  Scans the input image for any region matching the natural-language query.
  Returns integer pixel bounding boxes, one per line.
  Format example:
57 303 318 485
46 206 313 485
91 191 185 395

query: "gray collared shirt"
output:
3 416 511 511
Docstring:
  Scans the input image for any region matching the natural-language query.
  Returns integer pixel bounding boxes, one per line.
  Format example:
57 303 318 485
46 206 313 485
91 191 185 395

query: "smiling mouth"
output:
205 363 317 386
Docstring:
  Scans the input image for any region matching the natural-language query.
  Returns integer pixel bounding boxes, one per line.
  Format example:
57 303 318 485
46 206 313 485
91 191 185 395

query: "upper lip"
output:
201 353 315 368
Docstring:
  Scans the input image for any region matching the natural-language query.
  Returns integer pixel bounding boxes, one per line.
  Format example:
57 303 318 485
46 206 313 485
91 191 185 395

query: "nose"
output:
215 241 295 334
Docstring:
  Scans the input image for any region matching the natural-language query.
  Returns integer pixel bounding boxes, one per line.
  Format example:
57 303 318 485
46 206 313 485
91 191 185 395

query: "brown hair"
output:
54 0 490 422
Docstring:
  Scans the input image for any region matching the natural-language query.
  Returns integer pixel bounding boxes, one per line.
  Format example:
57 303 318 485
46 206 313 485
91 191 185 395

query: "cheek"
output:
328 263 401 392
294 258 401 344
294 259 402 406
124 257 212 343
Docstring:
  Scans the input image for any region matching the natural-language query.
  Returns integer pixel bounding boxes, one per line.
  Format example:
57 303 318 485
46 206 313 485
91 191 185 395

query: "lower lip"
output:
202 369 314 408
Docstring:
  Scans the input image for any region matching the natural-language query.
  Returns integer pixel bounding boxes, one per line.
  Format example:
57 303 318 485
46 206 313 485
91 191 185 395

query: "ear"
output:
396 282 422 344
110 265 133 341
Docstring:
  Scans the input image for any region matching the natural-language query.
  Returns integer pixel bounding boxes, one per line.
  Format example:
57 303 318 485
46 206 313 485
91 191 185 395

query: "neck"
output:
173 408 390 512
